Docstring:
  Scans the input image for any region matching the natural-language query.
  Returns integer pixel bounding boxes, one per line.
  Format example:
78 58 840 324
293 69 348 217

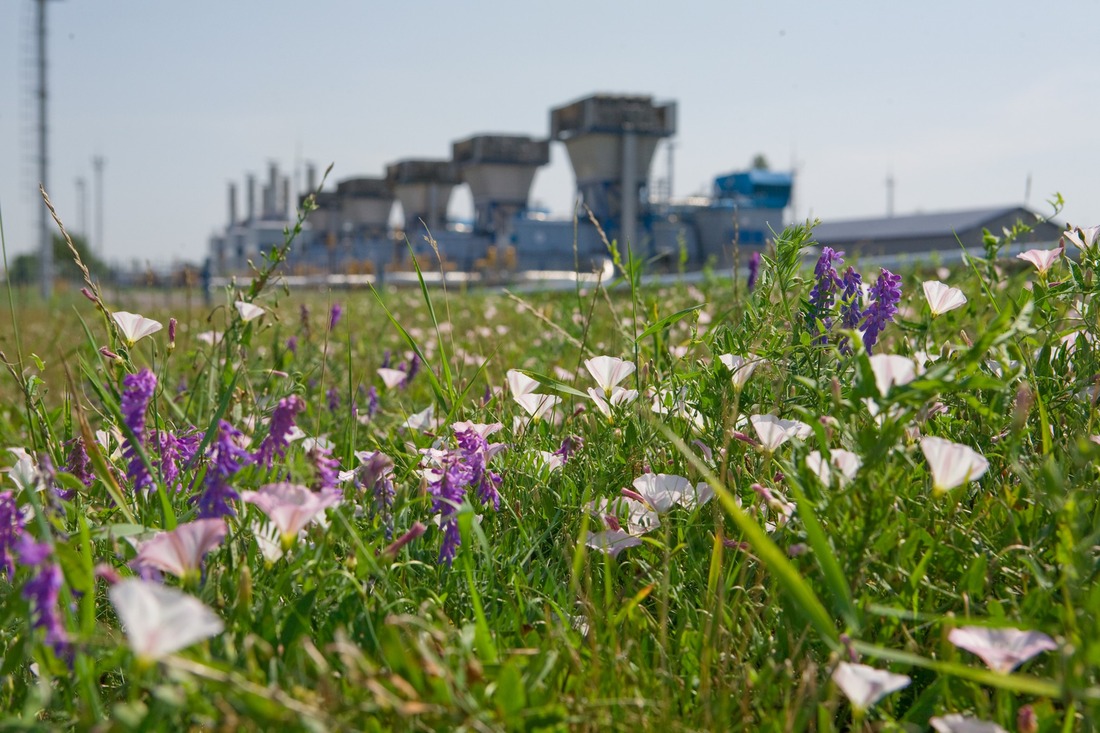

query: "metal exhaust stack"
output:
452 134 550 244
550 94 676 257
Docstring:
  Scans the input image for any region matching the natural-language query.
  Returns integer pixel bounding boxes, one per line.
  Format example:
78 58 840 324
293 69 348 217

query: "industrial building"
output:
208 93 792 280
208 95 1062 282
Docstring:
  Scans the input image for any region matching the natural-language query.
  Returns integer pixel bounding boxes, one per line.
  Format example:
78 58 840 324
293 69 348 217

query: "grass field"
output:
1 206 1098 731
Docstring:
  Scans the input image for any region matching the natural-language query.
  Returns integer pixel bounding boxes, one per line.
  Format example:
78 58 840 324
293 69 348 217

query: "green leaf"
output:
635 303 704 343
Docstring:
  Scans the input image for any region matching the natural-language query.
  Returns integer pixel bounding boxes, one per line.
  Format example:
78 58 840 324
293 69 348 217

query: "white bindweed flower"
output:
377 368 408 389
584 529 642 557
631 473 713 513
922 281 967 317
947 626 1057 673
718 353 762 389
930 714 1008 733
831 662 910 711
234 300 265 323
750 414 812 452
403 404 437 432
506 369 539 398
869 354 917 397
1063 224 1099 251
920 436 989 494
588 386 639 418
514 393 560 421
584 356 635 396
4 447 40 493
133 519 227 580
112 311 163 346
109 579 224 661
805 449 862 488
1017 247 1062 275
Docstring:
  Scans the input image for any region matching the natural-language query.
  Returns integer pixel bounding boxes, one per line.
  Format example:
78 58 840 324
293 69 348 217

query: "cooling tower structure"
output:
386 159 459 242
336 177 394 238
550 94 676 254
452 134 550 244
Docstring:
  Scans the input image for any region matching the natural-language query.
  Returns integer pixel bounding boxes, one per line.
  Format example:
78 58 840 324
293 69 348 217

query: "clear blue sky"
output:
2 0 1098 267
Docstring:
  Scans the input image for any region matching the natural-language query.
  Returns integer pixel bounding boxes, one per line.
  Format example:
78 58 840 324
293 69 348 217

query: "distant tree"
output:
751 154 770 171
5 234 111 285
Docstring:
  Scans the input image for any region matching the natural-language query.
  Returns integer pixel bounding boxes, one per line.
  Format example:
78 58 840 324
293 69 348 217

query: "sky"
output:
1 0 1098 269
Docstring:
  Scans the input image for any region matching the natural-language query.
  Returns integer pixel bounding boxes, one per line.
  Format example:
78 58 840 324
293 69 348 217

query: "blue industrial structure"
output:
209 93 793 279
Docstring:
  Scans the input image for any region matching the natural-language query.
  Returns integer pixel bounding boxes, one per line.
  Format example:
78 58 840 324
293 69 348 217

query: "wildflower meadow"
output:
1 194 1099 731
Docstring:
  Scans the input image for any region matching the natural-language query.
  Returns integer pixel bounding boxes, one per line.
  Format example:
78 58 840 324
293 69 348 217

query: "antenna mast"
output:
36 0 52 299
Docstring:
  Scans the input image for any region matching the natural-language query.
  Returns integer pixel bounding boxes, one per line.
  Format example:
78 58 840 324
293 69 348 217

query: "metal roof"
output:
812 206 1031 243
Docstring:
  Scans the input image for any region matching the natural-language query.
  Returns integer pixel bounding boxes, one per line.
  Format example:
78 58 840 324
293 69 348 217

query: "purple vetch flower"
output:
406 353 421 383
421 426 505 566
328 303 343 331
155 429 201 491
1 490 25 579
366 386 379 419
306 441 340 493
860 268 903 353
358 451 396 530
380 350 391 369
193 421 252 519
253 395 305 468
65 438 95 489
327 386 340 412
121 369 157 492
16 537 68 658
747 251 761 292
299 303 311 334
554 435 584 463
840 267 864 329
285 335 298 355
807 247 845 339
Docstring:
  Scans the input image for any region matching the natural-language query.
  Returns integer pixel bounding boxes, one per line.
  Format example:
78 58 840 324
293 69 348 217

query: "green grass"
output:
1 205 1098 731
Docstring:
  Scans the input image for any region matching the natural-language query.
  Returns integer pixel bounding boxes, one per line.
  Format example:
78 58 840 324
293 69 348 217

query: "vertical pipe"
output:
93 155 105 258
37 0 51 299
246 174 256 222
228 182 237 227
620 129 637 260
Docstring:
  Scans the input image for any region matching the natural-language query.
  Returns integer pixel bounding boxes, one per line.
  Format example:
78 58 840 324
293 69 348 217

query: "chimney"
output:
306 162 317 193
281 176 290 219
267 161 279 219
228 182 238 227
246 174 256 222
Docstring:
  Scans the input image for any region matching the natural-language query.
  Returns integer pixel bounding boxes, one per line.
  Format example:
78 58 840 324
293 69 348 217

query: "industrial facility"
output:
208 93 793 280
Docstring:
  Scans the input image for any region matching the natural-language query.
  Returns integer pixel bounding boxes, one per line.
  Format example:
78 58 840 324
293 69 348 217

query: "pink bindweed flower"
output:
234 300 265 323
718 353 762 390
946 625 1057 673
869 353 917 397
922 281 967 317
805 449 862 488
920 436 989 494
831 662 910 711
1017 247 1062 275
111 311 163 346
630 473 713 513
133 518 227 581
750 414 812 452
109 578 224 662
241 483 342 549
584 356 636 397
930 714 1008 733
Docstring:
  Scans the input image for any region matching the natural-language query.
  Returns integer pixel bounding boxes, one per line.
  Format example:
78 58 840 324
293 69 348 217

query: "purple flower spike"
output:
193 421 252 519
121 369 157 492
66 438 94 489
747 251 761 292
807 247 845 340
860 268 902 353
16 538 68 658
329 303 343 331
1 492 26 580
254 395 305 468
